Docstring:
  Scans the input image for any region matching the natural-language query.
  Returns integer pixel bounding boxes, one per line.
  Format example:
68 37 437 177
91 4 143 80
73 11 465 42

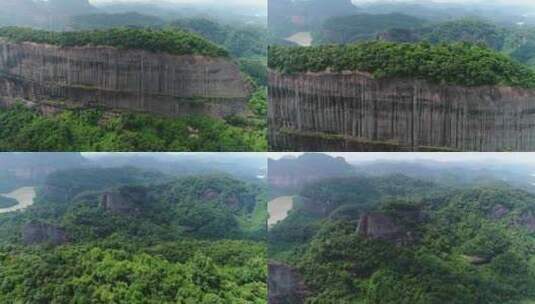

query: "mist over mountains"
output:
0 0 266 30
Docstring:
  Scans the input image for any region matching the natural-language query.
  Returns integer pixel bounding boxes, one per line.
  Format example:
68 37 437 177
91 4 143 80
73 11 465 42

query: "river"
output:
268 196 294 228
0 187 36 214
285 32 313 46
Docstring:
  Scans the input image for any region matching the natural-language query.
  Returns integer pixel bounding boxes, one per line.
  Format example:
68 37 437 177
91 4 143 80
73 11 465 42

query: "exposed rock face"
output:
463 255 491 265
514 211 535 233
199 189 249 212
268 153 353 190
357 212 415 245
269 70 535 151
22 221 68 246
201 189 220 201
269 262 310 304
0 40 252 118
490 204 509 219
299 197 337 217
100 187 146 215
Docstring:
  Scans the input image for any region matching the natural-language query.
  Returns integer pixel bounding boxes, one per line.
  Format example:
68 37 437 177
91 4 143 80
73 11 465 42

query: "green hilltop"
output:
0 27 229 57
269 41 535 88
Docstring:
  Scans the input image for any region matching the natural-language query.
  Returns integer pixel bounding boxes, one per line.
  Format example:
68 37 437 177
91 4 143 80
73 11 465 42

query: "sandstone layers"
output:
269 70 535 151
268 262 310 304
0 40 252 118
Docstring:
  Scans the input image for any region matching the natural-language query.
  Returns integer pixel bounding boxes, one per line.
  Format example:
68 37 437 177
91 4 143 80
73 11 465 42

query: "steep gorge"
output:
269 70 535 151
0 40 252 118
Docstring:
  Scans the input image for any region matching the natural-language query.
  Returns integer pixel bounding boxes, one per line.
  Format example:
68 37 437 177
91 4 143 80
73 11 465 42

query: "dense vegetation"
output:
269 41 535 88
422 18 507 50
314 13 427 44
0 195 17 209
309 14 535 70
0 17 268 151
0 26 228 57
270 172 535 303
0 167 267 303
70 12 166 30
67 13 267 60
0 89 267 151
170 18 267 59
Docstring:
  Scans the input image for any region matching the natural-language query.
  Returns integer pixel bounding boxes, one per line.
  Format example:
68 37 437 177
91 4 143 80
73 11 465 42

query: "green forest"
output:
269 41 535 88
310 14 535 69
314 13 428 44
272 9 535 87
0 27 229 57
0 15 268 151
0 88 267 152
0 166 268 303
269 173 535 303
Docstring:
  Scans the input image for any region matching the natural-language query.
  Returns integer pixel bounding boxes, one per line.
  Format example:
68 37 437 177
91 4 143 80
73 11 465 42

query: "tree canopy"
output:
0 26 228 57
269 41 535 88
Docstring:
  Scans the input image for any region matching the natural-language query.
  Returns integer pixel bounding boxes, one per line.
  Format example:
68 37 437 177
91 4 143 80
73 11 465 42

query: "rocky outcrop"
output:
269 70 535 151
199 189 248 211
100 187 147 215
463 255 491 265
268 153 353 190
0 40 252 118
357 212 416 245
490 204 509 219
22 221 68 246
513 211 535 233
269 262 310 304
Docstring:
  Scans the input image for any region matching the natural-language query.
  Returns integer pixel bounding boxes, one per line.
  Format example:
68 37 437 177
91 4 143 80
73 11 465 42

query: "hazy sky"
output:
269 152 535 166
82 152 263 159
351 0 535 6
89 0 266 8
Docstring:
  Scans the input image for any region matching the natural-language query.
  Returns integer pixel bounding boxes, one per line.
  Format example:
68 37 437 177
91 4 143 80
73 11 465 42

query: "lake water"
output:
268 196 294 228
0 187 36 214
285 32 313 46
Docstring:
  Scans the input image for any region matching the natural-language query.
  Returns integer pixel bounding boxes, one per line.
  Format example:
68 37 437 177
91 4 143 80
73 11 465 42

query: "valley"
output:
0 153 268 303
268 153 535 303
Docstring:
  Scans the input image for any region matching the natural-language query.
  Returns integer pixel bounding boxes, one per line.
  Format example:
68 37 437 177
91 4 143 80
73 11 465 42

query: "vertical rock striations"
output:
0 40 252 118
22 221 69 246
269 70 535 151
268 262 310 304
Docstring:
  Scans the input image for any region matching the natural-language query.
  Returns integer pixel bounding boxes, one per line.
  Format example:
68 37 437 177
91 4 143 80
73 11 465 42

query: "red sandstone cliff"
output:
269 70 535 151
0 40 253 118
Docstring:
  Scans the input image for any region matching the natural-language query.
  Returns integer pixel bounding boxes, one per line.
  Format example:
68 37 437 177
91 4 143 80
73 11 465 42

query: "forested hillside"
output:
269 170 535 303
0 100 267 152
313 13 427 44
269 0 535 71
0 14 267 151
0 167 267 303
0 27 229 57
269 41 535 88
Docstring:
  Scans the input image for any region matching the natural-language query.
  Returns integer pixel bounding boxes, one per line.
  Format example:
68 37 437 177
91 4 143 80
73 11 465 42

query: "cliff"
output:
22 221 69 246
0 40 252 118
268 153 353 190
100 190 141 216
357 212 416 245
269 70 535 151
268 262 310 304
